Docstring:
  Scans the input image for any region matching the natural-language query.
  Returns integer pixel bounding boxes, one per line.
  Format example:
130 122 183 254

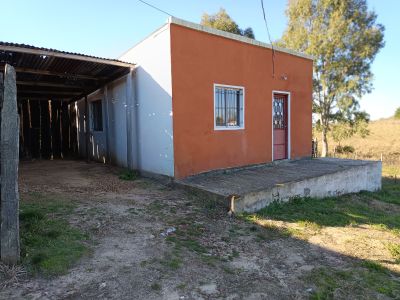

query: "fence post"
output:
0 64 20 264
0 71 3 259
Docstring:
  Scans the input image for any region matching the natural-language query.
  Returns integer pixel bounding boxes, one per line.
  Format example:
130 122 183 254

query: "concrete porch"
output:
175 158 382 213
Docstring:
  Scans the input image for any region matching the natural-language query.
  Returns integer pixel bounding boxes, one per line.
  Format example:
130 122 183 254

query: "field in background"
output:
316 117 400 177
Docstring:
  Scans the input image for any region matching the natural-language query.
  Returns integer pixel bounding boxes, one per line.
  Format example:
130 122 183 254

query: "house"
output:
74 17 313 179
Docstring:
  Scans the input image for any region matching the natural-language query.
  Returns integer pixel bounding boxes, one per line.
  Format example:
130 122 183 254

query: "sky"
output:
1 0 398 120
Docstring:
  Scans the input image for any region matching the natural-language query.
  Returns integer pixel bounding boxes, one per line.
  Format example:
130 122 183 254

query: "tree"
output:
242 27 255 39
279 0 384 156
395 107 400 120
330 111 370 146
201 8 255 39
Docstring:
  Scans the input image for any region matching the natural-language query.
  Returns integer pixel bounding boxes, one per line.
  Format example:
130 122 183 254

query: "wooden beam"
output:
0 45 134 68
14 67 104 81
17 97 70 101
17 80 89 90
1 64 20 264
70 67 131 103
18 90 81 96
85 96 90 162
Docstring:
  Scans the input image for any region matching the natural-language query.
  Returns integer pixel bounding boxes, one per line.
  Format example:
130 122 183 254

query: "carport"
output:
0 42 134 160
0 42 134 264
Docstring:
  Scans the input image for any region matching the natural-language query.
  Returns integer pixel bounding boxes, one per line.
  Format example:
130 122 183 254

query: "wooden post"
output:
85 96 90 162
0 71 3 258
103 86 110 164
1 64 20 264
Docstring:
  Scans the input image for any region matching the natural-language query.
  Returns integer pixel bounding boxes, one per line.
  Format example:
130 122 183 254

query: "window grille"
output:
214 85 244 128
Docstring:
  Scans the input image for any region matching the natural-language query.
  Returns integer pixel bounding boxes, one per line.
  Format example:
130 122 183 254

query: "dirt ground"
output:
1 160 399 299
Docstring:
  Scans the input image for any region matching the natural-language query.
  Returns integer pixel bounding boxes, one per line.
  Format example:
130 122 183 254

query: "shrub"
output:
335 145 355 154
119 169 140 181
395 107 400 120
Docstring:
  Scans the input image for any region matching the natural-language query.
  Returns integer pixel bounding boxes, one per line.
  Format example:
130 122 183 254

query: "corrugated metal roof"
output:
0 42 134 67
0 42 134 101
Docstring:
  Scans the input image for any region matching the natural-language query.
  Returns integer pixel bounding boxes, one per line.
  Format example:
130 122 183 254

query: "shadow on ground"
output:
0 160 398 299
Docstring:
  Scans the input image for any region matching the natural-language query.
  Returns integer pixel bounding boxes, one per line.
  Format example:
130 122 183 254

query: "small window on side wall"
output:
214 84 244 130
91 100 103 131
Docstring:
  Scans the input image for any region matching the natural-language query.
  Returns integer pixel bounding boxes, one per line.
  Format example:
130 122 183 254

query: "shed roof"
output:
0 42 134 102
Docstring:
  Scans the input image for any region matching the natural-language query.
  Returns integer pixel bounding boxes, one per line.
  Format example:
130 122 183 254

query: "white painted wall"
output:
120 23 174 177
76 75 133 168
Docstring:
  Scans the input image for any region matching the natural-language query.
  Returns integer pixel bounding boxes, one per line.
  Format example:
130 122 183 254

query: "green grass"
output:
359 178 400 205
118 169 140 181
252 182 400 234
20 193 89 276
150 282 162 291
387 243 400 263
244 180 400 298
306 264 400 299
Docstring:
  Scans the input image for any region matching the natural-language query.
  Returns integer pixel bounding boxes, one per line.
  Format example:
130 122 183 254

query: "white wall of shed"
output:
119 23 174 177
76 74 135 168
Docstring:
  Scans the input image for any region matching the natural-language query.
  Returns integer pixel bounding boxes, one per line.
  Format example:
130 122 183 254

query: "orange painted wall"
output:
170 24 313 179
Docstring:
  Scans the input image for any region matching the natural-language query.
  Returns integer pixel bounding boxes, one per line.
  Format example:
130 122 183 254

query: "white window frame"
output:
213 83 245 131
271 90 291 161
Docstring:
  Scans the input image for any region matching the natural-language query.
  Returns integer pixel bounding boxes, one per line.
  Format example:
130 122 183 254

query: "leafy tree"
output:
242 27 255 39
201 8 255 39
330 111 370 146
279 0 384 156
395 107 400 120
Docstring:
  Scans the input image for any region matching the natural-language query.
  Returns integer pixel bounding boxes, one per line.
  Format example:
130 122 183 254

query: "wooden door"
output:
273 93 288 160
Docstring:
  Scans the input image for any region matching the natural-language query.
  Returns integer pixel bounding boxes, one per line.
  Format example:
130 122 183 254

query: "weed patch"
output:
119 169 139 181
20 193 89 276
253 185 400 233
305 264 400 299
387 243 400 263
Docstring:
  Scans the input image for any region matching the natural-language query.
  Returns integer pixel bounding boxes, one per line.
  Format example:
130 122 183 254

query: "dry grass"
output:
328 117 400 158
316 117 400 177
0 264 26 289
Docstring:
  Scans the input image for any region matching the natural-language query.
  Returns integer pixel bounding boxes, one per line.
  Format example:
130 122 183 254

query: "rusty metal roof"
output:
0 42 134 101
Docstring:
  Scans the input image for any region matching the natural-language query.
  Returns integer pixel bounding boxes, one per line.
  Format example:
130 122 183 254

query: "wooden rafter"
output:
14 67 104 81
18 90 81 96
17 80 90 89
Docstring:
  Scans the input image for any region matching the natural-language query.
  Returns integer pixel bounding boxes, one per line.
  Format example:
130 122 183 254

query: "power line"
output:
260 0 276 77
137 0 174 17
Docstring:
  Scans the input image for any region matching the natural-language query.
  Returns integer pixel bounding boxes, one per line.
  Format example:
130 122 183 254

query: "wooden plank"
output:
18 90 81 96
61 102 70 157
21 100 32 158
18 96 70 101
14 67 104 81
29 100 41 158
69 103 78 155
85 96 90 162
17 81 88 90
0 72 3 259
40 101 51 159
51 100 61 158
0 64 20 264
69 68 131 104
0 45 133 68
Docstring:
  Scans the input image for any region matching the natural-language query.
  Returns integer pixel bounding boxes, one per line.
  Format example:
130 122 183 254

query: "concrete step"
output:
175 158 382 213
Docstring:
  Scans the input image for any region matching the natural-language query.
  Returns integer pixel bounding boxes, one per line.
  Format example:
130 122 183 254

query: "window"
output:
214 85 244 129
91 100 103 131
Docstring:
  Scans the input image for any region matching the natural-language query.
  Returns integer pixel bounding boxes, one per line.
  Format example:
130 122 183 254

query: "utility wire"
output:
137 0 174 17
260 0 276 77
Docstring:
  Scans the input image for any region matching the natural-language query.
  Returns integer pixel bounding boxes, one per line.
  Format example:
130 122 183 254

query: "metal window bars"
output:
215 86 243 127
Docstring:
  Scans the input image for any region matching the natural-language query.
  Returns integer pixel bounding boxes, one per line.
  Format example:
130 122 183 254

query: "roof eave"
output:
0 44 134 68
168 17 314 61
